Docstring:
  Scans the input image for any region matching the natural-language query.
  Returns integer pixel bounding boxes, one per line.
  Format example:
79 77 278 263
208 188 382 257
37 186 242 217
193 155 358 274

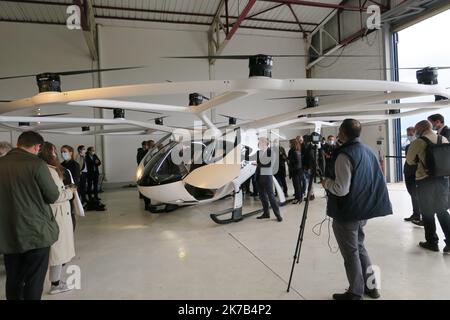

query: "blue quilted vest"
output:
327 138 393 221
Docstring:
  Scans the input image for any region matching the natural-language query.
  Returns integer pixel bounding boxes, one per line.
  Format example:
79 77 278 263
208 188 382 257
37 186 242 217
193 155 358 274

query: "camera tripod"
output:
287 143 320 292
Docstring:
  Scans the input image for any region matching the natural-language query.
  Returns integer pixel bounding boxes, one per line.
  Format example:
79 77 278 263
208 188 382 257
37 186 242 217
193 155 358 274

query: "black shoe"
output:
364 287 380 299
404 215 417 222
419 241 439 252
292 199 299 204
412 219 424 227
332 292 362 300
256 214 270 219
309 195 315 201
276 216 283 222
443 245 450 255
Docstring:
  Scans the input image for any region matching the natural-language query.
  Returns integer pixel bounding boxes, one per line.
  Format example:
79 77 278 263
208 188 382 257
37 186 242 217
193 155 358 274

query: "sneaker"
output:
419 241 439 252
49 281 73 295
364 287 380 299
404 215 416 222
332 291 362 300
444 245 450 255
412 219 424 227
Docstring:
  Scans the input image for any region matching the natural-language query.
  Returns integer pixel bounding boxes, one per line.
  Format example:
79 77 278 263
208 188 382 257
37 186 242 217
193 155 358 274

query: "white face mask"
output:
407 135 415 142
62 152 70 161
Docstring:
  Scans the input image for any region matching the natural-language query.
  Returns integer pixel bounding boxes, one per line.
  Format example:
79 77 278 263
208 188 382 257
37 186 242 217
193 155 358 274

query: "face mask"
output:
329 140 335 145
80 150 86 156
432 125 438 131
62 152 70 161
407 135 415 142
415 133 421 139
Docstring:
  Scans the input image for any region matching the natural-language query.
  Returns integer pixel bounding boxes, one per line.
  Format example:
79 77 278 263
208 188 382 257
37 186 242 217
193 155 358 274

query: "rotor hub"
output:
306 96 319 108
36 73 61 93
189 93 203 106
249 55 273 78
113 108 125 119
416 67 447 101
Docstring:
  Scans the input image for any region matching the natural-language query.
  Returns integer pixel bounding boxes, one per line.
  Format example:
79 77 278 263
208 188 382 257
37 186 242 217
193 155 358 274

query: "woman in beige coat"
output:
39 142 76 295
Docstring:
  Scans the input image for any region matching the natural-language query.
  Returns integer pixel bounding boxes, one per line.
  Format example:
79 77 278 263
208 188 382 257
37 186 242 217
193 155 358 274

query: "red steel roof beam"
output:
261 0 366 12
226 0 257 40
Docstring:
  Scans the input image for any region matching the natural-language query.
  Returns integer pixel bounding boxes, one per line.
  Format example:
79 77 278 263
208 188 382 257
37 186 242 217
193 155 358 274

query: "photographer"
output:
322 119 392 300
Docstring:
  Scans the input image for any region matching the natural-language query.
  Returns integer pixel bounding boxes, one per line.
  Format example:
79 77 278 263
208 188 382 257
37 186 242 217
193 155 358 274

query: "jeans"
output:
417 177 450 245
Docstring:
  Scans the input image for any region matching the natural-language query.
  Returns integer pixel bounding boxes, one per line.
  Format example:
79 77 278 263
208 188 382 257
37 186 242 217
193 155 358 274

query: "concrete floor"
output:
1 183 449 300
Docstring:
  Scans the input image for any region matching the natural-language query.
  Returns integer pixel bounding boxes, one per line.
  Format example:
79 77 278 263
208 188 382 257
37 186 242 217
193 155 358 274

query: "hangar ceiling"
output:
0 0 384 34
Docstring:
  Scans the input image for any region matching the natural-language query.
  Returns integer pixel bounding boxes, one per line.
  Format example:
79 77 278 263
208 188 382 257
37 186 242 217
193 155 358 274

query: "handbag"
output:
66 169 85 217
72 190 85 217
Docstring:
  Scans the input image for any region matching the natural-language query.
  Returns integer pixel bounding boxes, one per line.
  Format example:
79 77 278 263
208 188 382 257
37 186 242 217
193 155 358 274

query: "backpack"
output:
420 135 450 177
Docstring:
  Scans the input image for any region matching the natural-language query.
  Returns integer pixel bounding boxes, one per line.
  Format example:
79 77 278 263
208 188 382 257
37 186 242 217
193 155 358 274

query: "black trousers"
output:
291 169 304 201
405 178 421 219
3 247 50 300
87 173 99 200
257 174 281 218
274 172 288 196
79 172 88 203
251 174 259 196
417 177 450 246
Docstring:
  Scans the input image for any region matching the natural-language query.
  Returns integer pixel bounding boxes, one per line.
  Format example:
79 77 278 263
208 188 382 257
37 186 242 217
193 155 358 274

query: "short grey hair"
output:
0 141 13 157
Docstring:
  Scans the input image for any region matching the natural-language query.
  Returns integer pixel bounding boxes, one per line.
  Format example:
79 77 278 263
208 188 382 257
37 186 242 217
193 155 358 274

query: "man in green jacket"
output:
0 131 60 300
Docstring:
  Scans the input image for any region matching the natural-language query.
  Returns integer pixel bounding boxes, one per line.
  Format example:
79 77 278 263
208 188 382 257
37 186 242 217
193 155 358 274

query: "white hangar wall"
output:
0 22 99 154
311 30 389 172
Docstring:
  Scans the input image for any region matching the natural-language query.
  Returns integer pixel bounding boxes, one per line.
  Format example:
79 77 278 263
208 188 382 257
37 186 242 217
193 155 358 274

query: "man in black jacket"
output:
136 141 149 165
322 119 392 300
85 146 103 205
428 114 450 209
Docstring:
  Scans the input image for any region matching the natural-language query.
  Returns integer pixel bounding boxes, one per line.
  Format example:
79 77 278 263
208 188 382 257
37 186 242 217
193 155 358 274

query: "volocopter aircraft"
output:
1 54 449 223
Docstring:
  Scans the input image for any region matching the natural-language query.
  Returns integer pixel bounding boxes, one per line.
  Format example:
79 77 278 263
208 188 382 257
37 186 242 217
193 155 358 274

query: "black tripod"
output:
287 143 319 292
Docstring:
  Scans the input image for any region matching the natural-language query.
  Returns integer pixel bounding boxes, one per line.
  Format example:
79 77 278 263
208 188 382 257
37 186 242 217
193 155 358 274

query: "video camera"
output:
310 131 322 145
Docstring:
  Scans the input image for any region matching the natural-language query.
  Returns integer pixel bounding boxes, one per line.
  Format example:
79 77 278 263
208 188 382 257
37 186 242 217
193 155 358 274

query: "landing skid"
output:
210 207 264 225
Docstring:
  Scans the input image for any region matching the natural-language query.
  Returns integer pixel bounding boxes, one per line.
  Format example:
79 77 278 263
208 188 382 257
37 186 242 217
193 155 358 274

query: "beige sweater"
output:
406 130 449 180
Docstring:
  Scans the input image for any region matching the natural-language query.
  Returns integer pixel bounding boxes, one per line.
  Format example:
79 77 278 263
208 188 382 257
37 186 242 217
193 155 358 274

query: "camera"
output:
310 132 322 144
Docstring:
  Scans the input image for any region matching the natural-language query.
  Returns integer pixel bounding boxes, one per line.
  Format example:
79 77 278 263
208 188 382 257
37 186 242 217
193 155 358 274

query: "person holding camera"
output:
322 119 392 300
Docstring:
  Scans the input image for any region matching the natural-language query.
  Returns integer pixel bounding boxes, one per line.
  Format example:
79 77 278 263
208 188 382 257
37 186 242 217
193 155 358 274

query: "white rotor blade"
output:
41 127 152 135
0 116 176 133
68 99 189 112
1 78 448 114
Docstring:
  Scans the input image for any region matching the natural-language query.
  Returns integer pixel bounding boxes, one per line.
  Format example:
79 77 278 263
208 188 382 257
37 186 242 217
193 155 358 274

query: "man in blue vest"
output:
322 119 393 300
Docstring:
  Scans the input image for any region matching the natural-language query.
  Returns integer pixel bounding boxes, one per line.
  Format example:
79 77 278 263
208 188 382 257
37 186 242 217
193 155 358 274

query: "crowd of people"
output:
0 132 105 300
238 115 450 300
